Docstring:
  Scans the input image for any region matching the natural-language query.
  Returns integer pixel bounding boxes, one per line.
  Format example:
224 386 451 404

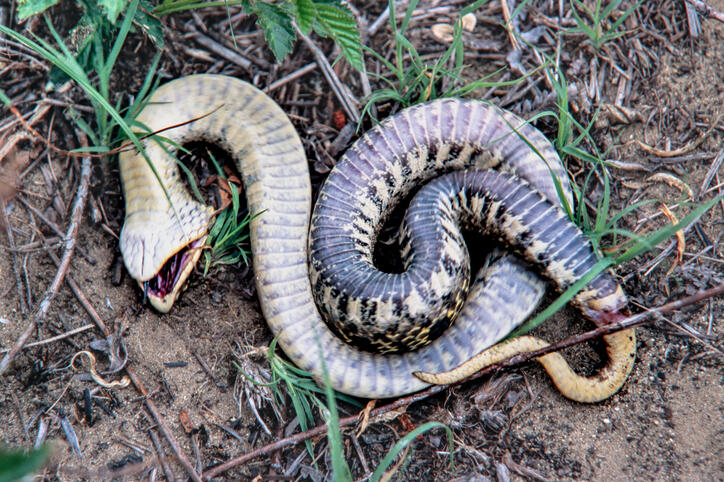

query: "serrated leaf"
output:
135 0 165 47
17 0 59 20
312 1 363 70
252 2 296 61
99 0 130 23
293 0 316 34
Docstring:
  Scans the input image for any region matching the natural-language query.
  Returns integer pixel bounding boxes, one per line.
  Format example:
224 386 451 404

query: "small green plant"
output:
362 0 536 121
0 445 51 482
20 0 363 71
236 338 361 459
18 0 163 59
199 151 257 273
255 340 453 480
154 0 363 69
369 421 453 481
0 1 158 154
568 0 641 51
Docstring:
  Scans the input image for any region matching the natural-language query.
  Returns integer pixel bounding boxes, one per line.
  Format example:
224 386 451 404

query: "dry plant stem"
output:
264 63 317 93
0 146 91 375
193 350 226 389
50 253 203 482
685 0 724 23
297 27 361 124
189 28 253 72
0 83 72 160
1 207 28 313
17 196 96 265
0 83 70 163
0 323 94 354
366 4 391 37
202 283 724 480
149 426 177 482
699 148 724 199
500 0 520 50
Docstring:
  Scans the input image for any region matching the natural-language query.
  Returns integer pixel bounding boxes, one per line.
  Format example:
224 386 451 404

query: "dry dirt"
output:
0 1 722 481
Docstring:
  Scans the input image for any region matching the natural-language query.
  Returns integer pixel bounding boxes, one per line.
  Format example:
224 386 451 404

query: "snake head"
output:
583 284 630 326
120 203 213 313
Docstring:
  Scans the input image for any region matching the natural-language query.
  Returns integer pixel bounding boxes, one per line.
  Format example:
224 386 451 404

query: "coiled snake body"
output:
120 74 635 401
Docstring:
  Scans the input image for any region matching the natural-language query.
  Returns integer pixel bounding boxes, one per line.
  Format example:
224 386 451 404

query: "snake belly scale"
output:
119 74 635 401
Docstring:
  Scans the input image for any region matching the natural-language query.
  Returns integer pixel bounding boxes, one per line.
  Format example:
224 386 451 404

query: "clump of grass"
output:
362 0 537 121
505 50 722 338
568 0 642 51
248 339 453 480
235 338 361 460
193 150 256 274
0 0 162 179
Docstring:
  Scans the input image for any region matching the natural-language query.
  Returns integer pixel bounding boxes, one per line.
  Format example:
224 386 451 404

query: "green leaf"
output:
98 0 130 23
251 2 296 61
293 0 316 34
135 0 165 47
313 1 363 70
17 0 59 20
0 445 51 482
0 90 12 107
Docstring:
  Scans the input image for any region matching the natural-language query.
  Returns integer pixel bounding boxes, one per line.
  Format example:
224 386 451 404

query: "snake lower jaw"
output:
140 236 207 313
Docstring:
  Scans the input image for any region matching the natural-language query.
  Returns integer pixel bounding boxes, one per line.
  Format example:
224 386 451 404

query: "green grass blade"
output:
614 196 721 264
105 0 141 78
316 342 353 481
370 422 453 481
507 257 614 338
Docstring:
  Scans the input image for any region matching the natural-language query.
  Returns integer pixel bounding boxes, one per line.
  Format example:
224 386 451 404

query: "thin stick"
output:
203 284 723 479
189 29 254 72
0 145 91 375
264 63 317 93
148 426 176 482
685 0 724 23
297 27 361 124
1 204 28 313
0 82 71 164
500 0 520 50
0 323 94 354
192 350 226 390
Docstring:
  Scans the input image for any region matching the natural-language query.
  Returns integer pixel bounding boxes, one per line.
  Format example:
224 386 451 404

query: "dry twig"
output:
0 323 94 354
0 138 91 375
202 284 724 479
297 27 361 124
52 254 203 482
685 0 724 23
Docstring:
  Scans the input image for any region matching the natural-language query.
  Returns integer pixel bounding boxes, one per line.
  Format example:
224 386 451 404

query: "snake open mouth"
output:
142 236 207 313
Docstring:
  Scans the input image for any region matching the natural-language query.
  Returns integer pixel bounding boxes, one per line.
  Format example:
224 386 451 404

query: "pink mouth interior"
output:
145 238 204 299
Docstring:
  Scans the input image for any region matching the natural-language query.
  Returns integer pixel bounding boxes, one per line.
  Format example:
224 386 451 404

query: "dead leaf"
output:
431 23 454 43
647 172 694 198
461 13 477 31
659 203 685 276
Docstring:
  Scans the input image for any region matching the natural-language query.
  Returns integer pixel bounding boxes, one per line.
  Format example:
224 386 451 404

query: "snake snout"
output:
120 204 213 311
584 285 629 327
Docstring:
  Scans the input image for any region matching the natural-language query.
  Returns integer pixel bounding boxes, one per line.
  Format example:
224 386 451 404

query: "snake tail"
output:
414 330 636 403
404 169 635 402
